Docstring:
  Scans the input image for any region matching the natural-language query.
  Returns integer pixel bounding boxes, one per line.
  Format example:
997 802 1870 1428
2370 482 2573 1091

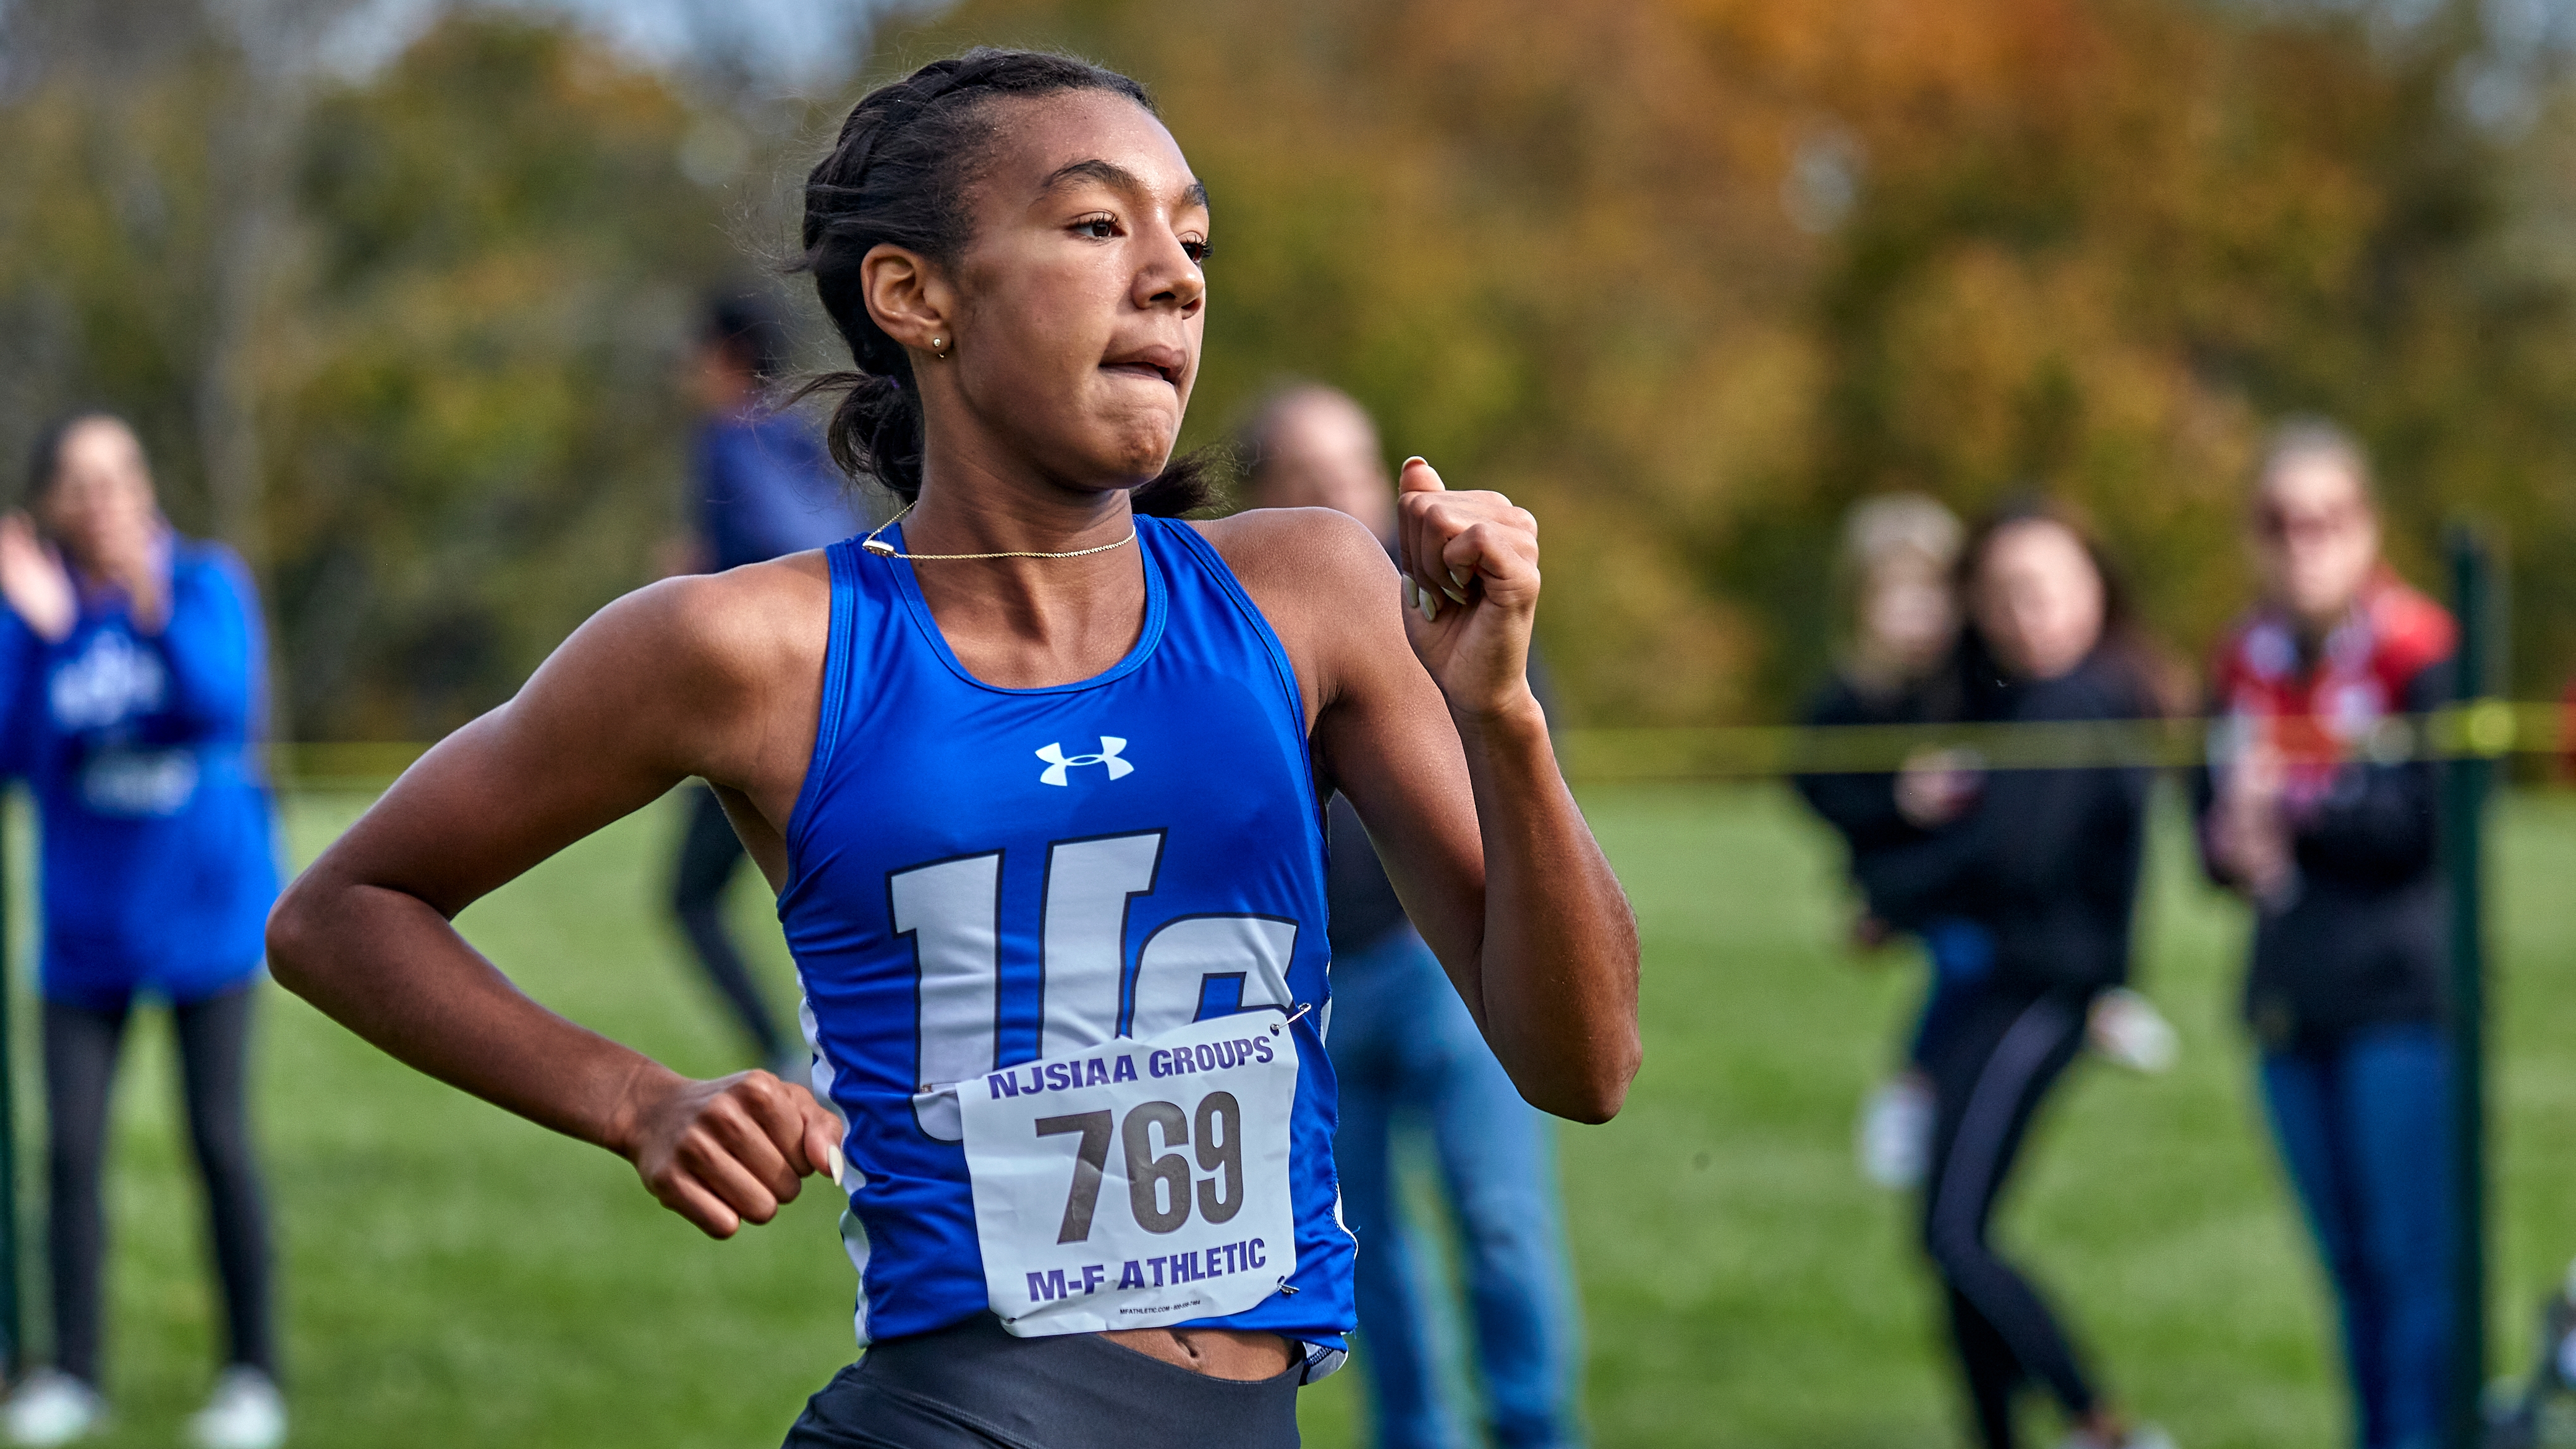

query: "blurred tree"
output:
271 15 744 737
1770 0 2576 702
0 0 236 536
878 0 2576 719
0 6 760 737
872 0 1824 722
6 0 2575 737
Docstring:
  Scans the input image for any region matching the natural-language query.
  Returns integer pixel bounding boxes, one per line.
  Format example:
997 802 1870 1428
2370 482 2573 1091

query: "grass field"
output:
17 782 2576 1447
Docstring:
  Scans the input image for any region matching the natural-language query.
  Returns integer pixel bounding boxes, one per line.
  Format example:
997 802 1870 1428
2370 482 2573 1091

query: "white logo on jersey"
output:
50 631 166 731
1035 736 1134 788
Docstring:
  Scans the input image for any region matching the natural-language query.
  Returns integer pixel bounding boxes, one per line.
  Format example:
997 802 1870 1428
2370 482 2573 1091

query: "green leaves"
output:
9 0 2575 737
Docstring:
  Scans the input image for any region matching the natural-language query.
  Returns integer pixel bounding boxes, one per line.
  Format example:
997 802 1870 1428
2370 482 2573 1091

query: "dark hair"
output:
704 292 791 384
793 48 1218 514
23 409 129 506
1955 495 2174 714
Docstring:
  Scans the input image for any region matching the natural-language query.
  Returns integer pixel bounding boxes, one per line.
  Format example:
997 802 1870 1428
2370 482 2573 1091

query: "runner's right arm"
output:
265 561 844 1239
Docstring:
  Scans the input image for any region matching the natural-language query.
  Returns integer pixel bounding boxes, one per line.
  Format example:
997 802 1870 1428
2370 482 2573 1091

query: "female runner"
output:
265 48 1640 1448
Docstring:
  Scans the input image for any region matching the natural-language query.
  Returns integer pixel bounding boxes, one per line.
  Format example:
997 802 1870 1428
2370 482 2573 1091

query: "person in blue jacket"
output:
658 295 862 1074
0 412 283 1449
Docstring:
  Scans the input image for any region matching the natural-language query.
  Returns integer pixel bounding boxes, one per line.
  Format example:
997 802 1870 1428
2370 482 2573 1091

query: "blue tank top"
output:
780 516 1355 1350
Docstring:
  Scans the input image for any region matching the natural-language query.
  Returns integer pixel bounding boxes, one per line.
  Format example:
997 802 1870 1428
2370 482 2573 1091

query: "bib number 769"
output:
1037 1089 1244 1243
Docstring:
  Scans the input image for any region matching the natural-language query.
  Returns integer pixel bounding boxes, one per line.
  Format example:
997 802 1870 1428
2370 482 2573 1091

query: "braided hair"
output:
794 48 1218 515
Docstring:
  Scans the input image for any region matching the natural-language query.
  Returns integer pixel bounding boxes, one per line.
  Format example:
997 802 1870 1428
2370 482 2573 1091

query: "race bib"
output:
959 1009 1300 1337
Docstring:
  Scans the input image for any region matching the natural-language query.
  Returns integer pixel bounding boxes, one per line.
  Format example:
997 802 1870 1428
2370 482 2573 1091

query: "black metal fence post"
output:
2444 525 2496 1448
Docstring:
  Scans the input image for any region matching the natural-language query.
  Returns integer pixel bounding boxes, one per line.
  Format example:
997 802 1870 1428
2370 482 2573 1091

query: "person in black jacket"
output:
2198 421 2454 1449
1864 502 2169 1449
1791 494 1969 906
1791 495 1982 1188
1796 500 2179 1197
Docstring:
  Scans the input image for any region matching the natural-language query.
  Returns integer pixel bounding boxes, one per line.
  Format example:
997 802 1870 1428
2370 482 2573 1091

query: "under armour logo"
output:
1035 737 1134 788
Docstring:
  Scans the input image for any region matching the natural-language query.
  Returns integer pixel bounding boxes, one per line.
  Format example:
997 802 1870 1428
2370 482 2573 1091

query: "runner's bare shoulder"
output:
1193 509 1398 689
505 548 835 786
1196 507 1389 597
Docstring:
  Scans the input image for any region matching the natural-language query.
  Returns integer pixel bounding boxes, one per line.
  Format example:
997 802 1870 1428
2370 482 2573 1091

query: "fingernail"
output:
828 1144 846 1186
1403 456 1427 469
1421 588 1439 623
1450 568 1471 590
1403 577 1419 610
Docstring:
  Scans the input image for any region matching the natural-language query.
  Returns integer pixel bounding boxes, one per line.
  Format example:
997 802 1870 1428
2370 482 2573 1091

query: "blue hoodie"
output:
694 411 862 572
2 538 279 1008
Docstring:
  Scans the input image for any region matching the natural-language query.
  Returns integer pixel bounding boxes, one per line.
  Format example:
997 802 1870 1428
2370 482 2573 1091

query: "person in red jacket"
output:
2199 418 2454 1449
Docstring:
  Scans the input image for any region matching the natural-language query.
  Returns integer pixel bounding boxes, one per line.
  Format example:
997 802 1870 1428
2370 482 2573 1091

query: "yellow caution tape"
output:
258 700 2568 791
1559 701 2564 782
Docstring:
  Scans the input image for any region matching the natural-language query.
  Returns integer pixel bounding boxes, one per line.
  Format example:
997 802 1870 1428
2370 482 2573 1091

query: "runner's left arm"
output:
1291 465 1641 1123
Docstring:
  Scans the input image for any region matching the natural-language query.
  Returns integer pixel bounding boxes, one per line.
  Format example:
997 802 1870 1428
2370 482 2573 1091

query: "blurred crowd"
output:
0 323 2489 1449
1795 422 2459 1449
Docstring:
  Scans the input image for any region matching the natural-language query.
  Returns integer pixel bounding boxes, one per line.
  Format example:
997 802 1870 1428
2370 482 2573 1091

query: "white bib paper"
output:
959 1010 1300 1337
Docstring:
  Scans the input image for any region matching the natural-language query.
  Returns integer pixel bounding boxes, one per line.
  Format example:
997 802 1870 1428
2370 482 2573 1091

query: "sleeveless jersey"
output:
779 516 1356 1353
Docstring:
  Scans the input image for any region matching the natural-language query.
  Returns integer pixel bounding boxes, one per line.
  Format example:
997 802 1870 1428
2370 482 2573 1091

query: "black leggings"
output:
45 984 274 1387
1919 984 2099 1448
671 783 788 1065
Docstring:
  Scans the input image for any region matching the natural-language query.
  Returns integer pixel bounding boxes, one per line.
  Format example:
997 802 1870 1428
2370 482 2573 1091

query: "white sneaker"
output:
1 1371 103 1447
2088 988 2180 1074
185 1367 285 1449
1856 1074 1935 1189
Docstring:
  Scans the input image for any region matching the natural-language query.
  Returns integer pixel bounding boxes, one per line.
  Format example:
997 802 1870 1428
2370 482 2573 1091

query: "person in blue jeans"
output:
1241 383 1583 1449
2200 420 2455 1449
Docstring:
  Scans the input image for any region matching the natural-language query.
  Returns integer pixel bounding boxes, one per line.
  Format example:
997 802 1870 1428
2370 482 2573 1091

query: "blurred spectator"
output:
1861 501 2168 1449
1791 494 1978 1189
1795 499 2177 1192
1240 384 1584 1449
2198 420 2454 1449
659 294 860 1076
0 413 283 1449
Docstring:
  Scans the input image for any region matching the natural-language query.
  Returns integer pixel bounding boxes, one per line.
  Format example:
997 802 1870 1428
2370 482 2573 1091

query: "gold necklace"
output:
859 501 1139 561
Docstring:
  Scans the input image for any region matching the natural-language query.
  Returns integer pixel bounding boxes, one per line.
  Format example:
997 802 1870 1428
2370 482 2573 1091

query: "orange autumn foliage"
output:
880 0 2576 721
